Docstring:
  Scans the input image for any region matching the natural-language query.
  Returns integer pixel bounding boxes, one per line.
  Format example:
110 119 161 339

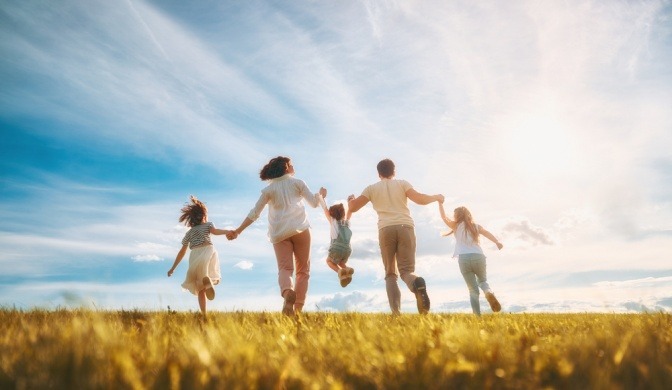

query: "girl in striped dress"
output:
167 196 233 316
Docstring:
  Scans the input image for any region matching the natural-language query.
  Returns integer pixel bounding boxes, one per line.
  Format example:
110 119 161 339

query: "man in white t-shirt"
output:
348 159 444 314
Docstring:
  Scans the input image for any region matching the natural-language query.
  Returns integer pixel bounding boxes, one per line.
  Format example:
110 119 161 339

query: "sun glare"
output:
505 116 575 177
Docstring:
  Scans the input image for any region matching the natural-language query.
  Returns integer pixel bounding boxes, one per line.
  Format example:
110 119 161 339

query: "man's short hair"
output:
377 159 395 178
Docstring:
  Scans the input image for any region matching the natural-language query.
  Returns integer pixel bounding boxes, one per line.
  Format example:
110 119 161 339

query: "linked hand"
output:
437 194 445 203
226 231 239 240
319 187 327 198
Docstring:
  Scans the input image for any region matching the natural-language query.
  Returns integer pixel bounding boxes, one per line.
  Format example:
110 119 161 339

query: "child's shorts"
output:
328 246 352 265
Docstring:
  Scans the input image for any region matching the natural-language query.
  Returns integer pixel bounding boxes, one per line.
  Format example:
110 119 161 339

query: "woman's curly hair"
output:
260 156 290 180
179 195 208 227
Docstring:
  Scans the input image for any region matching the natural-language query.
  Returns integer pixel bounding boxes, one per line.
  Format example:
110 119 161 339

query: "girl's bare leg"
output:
198 290 207 315
326 258 340 273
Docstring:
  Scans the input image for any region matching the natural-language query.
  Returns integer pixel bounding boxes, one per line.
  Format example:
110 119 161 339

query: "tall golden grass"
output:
1 309 670 389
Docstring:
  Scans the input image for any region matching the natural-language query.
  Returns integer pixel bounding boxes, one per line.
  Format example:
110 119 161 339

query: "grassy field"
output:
1 310 670 389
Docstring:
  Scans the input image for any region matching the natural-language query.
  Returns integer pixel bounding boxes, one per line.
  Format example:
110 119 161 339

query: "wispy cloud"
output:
132 254 163 262
594 276 672 288
500 218 555 247
0 0 276 171
126 0 168 60
350 238 381 261
315 291 381 312
234 261 254 270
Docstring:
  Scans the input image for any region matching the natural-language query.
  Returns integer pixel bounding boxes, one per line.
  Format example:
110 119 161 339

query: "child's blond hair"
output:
454 206 479 244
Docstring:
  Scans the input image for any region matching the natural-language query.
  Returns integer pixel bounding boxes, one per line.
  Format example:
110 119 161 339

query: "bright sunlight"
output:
504 114 576 177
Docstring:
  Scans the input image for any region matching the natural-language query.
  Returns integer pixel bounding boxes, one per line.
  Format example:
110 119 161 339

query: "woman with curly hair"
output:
229 156 326 316
167 196 233 317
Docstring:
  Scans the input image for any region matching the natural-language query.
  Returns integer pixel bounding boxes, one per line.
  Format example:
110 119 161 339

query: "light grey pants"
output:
458 253 491 315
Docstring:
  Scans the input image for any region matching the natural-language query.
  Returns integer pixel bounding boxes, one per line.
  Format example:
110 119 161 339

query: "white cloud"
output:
132 254 162 262
500 218 555 247
554 208 599 233
350 238 380 261
2 273 670 314
315 291 381 312
136 242 172 252
234 260 254 270
593 276 672 288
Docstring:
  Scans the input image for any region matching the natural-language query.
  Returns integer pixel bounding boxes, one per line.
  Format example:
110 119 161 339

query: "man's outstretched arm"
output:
406 188 444 205
347 195 369 214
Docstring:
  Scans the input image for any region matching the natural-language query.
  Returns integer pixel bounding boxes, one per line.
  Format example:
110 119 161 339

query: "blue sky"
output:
1 0 671 313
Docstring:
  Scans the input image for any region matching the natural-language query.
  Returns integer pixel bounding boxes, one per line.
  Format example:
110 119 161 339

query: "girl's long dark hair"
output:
260 156 290 180
179 195 207 227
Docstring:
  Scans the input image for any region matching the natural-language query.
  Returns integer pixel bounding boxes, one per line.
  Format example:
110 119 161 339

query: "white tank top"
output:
453 222 483 257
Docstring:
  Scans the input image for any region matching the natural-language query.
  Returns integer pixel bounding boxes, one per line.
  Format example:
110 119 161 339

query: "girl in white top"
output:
439 202 504 315
167 196 233 317
229 156 326 316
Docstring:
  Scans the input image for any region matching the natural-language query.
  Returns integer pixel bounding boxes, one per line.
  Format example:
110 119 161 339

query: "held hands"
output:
436 194 445 204
347 194 355 202
226 230 239 241
319 187 327 198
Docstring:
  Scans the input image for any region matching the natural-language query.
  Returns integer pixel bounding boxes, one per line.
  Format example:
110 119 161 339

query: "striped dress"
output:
180 222 222 294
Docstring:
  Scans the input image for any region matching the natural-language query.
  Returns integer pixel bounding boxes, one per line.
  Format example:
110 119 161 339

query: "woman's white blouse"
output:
247 174 321 243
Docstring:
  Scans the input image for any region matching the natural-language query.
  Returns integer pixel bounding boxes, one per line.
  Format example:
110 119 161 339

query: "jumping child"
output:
320 194 354 287
438 201 503 315
167 195 232 316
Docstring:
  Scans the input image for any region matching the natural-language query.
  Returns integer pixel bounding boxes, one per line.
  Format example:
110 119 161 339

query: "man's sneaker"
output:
339 268 353 287
413 277 430 314
282 289 296 316
202 276 215 300
485 291 501 312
